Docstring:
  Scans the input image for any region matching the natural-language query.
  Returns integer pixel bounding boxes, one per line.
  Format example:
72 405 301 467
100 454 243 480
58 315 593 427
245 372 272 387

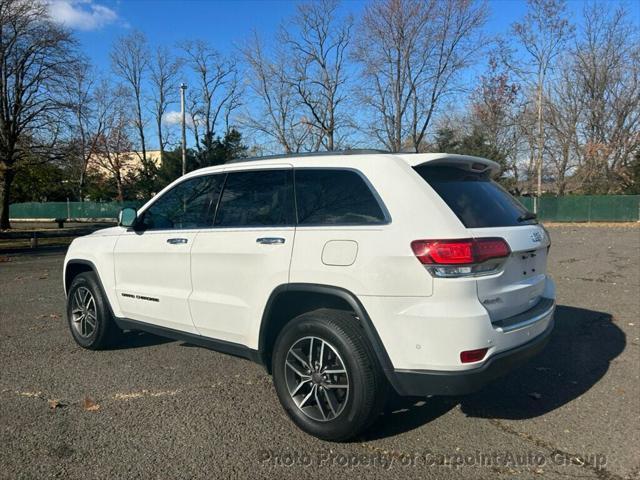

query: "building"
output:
87 150 163 179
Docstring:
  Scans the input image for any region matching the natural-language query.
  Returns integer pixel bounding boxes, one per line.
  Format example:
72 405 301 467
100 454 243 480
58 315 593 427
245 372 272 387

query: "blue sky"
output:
53 0 547 72
46 0 633 150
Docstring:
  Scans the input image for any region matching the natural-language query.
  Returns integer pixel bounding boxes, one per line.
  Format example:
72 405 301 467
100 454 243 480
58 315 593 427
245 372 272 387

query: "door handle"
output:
167 238 188 245
256 237 285 245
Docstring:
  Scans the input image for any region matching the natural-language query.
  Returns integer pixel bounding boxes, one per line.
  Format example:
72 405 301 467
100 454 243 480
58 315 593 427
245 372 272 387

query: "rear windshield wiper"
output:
517 211 537 222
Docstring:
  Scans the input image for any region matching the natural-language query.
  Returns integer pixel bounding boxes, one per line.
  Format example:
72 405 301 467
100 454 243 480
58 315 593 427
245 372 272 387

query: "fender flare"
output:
64 259 118 318
258 283 401 391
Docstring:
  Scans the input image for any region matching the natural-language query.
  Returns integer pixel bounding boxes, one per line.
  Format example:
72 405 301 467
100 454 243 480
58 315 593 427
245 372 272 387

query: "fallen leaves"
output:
48 399 67 410
15 390 98 412
82 396 100 412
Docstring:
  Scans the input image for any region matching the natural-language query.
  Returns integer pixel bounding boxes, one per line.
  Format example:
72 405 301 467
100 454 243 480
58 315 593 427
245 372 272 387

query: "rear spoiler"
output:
397 153 501 177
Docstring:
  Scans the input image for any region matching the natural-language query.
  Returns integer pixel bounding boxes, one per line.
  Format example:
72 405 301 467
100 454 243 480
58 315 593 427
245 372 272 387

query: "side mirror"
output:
118 207 137 228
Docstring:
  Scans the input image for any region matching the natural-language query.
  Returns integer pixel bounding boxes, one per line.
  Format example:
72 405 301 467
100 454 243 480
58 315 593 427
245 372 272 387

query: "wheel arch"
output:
258 283 395 381
65 259 96 295
64 260 117 318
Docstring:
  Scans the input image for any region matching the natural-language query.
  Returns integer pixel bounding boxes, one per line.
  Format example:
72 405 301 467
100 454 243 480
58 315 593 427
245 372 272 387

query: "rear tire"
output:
272 309 388 441
66 272 121 350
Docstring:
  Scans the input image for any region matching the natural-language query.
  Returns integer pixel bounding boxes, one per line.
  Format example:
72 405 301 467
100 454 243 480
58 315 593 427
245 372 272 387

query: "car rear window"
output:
413 165 536 228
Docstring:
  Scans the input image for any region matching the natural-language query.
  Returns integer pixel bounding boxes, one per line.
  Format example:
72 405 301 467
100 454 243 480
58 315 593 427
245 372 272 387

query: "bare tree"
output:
149 45 182 165
353 0 432 151
353 0 487 152
181 39 240 164
546 62 581 195
470 57 522 183
511 0 573 202
572 3 639 193
91 82 134 202
110 31 152 189
63 61 105 201
240 32 311 153
0 0 77 229
281 0 352 151
409 0 488 151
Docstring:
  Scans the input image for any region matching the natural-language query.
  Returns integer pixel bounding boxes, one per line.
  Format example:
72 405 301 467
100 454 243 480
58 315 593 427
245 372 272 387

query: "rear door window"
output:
414 165 535 228
214 169 295 227
295 169 387 225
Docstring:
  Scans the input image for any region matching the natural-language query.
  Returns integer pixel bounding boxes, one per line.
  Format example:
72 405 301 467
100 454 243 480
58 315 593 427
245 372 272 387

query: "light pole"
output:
180 83 187 176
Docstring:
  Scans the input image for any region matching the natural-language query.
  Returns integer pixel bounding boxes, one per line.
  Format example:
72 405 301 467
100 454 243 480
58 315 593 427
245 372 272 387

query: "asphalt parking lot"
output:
1 225 638 479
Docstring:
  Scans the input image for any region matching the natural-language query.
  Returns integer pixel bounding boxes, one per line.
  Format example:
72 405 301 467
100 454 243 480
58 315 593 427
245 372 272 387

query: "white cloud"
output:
163 110 195 128
48 0 118 31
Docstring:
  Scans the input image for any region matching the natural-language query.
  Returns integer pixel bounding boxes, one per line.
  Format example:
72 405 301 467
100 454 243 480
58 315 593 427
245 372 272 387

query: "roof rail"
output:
226 149 390 164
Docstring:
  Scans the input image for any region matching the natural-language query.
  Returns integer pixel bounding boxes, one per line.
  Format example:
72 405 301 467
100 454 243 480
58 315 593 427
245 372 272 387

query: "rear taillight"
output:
411 238 510 264
411 238 510 278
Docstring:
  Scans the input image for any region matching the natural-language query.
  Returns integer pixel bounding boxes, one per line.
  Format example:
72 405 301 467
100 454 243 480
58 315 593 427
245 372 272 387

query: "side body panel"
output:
189 226 295 345
113 229 198 333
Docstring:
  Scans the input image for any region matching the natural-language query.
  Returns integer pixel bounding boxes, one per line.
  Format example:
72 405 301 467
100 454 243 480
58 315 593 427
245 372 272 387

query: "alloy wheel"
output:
70 287 97 338
284 336 349 422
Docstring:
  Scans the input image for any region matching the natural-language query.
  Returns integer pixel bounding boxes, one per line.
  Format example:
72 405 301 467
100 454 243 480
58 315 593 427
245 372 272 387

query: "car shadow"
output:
109 330 175 350
363 305 624 440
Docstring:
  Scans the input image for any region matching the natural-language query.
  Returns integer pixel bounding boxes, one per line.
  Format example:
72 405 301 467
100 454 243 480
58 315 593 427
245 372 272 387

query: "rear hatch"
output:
414 161 550 321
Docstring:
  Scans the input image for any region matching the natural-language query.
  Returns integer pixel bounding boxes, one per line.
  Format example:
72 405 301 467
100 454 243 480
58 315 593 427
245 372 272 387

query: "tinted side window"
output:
414 165 535 228
295 169 387 225
140 175 224 230
214 170 294 227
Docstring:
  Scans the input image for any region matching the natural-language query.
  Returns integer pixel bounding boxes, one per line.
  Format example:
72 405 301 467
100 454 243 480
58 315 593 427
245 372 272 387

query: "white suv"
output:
63 151 555 441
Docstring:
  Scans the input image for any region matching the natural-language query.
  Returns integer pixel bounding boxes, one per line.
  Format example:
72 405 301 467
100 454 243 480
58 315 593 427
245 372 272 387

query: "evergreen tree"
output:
153 129 248 193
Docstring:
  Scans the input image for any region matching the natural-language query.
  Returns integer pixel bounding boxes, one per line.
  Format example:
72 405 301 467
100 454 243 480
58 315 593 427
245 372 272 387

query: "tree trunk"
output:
0 167 15 230
157 116 164 166
115 174 124 202
78 168 85 202
327 125 334 151
136 94 147 165
394 48 402 152
535 74 545 207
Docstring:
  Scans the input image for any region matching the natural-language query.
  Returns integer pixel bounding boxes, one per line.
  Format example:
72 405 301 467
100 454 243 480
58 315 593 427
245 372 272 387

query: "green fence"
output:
8 195 640 222
517 196 639 222
9 201 142 220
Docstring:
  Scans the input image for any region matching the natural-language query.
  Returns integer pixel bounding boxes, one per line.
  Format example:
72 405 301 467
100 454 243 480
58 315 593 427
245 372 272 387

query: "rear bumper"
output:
389 315 554 396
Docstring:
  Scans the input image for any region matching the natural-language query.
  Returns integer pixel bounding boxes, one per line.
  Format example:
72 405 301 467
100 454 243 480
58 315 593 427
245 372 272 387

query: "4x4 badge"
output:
530 231 543 242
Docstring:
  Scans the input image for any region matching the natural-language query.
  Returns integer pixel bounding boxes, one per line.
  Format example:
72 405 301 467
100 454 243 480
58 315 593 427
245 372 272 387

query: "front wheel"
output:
66 271 121 349
272 309 388 441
